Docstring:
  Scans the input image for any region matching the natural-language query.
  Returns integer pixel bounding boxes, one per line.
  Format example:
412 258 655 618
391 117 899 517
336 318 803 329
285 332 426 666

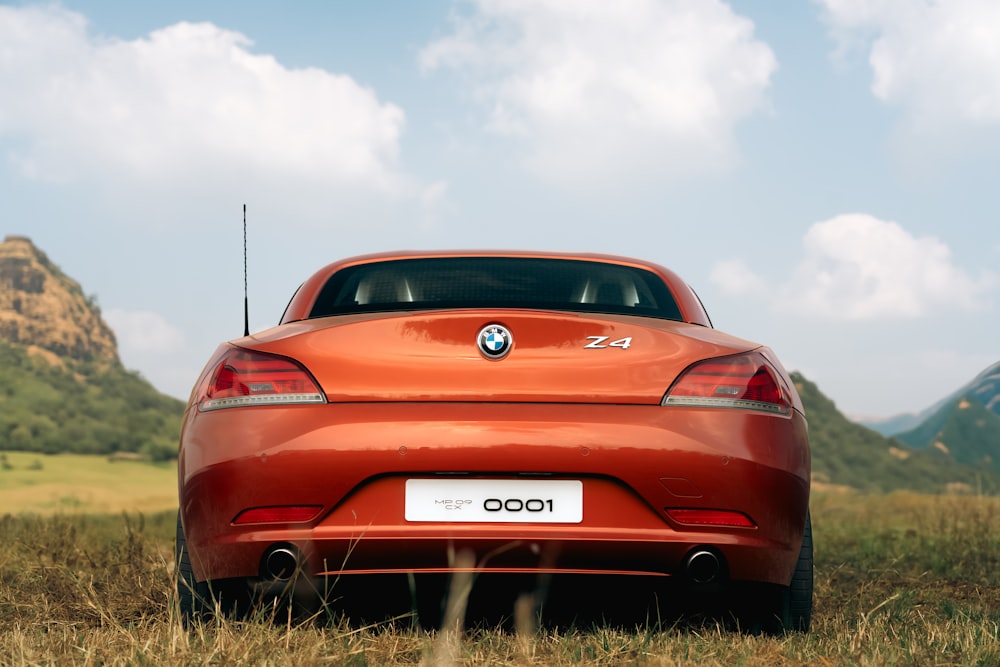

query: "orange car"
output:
176 251 812 631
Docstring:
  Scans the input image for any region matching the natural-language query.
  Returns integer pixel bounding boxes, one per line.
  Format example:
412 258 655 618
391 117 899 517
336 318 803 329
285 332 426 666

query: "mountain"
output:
893 361 1000 472
793 372 1000 494
0 235 118 364
861 411 926 437
0 235 183 460
862 361 1000 438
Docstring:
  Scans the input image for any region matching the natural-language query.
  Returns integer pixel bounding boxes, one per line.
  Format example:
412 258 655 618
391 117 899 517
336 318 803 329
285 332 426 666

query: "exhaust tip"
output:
684 549 721 584
263 546 299 580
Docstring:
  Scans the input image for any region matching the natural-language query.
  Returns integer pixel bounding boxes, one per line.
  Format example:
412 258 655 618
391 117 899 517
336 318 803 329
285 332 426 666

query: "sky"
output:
2 0 998 420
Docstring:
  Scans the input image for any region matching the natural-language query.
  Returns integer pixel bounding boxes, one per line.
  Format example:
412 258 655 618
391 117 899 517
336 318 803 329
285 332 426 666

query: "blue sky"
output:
2 0 998 419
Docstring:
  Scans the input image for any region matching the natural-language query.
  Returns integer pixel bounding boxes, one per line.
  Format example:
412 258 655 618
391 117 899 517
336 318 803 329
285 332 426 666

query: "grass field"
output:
0 451 177 515
1 466 998 664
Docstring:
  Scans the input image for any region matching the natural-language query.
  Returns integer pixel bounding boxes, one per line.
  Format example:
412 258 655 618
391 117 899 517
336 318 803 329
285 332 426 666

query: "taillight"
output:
198 347 325 411
662 351 792 415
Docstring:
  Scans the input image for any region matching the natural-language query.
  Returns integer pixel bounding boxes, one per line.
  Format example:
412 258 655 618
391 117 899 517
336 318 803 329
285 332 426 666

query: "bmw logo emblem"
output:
477 324 512 359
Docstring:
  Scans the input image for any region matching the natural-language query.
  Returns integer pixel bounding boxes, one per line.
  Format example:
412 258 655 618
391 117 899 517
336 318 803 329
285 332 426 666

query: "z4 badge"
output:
584 336 632 349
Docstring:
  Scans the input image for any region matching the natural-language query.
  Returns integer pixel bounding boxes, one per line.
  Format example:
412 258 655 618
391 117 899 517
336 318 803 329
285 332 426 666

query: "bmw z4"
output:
176 251 812 631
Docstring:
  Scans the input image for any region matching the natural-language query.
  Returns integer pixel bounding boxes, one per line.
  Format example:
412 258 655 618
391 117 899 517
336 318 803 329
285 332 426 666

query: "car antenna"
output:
243 204 250 337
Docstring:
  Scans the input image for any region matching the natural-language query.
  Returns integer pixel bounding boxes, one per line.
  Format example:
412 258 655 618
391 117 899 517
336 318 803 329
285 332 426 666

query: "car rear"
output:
177 252 811 629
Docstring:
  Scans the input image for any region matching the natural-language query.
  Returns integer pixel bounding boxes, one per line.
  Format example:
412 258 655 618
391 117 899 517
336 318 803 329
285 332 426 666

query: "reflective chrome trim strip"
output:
200 393 326 411
661 396 790 415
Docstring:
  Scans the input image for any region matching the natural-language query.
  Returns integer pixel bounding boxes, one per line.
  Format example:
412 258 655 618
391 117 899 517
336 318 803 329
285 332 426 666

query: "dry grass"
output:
0 452 176 515
1 492 998 665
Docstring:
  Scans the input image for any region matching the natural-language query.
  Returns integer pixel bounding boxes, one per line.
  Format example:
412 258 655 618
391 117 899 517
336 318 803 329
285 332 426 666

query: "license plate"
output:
405 479 583 523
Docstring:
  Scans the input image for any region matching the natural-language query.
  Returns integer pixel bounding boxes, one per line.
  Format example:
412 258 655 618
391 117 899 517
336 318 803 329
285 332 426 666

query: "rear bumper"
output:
179 402 809 586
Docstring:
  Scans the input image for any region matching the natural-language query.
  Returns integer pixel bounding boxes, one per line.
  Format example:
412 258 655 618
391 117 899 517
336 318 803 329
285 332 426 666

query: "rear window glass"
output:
308 257 682 321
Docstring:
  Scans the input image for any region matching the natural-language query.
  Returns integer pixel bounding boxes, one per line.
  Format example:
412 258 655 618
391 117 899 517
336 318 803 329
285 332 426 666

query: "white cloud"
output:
709 259 767 296
105 308 185 354
421 0 776 188
0 5 407 192
818 0 1000 127
779 213 995 320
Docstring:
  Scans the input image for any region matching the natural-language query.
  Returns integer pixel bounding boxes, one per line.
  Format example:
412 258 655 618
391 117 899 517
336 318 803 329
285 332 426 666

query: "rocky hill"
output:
0 235 119 364
0 235 183 460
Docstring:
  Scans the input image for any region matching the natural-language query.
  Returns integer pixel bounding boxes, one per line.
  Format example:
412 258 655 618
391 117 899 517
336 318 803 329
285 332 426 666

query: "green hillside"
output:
896 396 1000 472
794 372 1000 494
889 361 1000 472
0 340 184 461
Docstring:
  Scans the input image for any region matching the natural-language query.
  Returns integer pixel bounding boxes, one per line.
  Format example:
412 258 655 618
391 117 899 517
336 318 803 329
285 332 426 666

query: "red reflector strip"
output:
666 508 756 528
232 506 322 525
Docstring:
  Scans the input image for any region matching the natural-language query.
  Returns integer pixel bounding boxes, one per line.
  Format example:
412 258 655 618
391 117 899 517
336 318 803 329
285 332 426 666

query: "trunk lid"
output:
246 310 757 405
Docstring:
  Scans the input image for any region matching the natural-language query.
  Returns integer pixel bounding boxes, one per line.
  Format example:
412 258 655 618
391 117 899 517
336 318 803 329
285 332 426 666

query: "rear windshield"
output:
308 257 683 321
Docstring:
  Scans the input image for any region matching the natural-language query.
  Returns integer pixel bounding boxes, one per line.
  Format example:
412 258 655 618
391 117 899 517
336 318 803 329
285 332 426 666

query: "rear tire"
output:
785 511 814 631
762 511 813 634
175 513 211 623
175 513 248 623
